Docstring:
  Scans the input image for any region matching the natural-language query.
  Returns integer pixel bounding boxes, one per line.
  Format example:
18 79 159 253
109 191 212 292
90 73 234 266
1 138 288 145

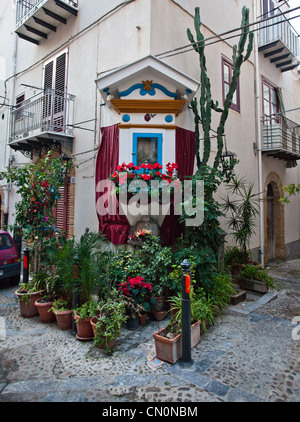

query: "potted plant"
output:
153 318 201 365
15 273 46 318
35 294 56 323
221 178 260 266
74 300 99 340
207 273 237 312
152 285 167 320
50 298 73 330
73 229 106 303
90 294 127 354
224 246 248 279
153 289 204 364
238 264 274 293
34 272 60 323
118 276 155 314
122 296 144 331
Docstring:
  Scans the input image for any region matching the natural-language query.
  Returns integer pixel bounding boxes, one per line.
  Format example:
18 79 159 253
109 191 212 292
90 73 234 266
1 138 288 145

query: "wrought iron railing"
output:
10 89 75 142
258 12 299 57
16 0 79 26
262 114 300 154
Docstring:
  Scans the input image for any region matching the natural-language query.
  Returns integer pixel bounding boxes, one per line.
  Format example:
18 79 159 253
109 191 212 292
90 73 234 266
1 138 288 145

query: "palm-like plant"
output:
221 177 260 263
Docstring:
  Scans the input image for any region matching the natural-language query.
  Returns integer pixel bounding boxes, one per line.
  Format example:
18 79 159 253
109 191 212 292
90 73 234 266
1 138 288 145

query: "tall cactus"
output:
187 6 254 171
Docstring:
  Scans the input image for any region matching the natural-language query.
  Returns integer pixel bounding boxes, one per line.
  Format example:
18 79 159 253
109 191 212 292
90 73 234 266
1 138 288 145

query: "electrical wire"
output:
156 6 300 60
158 14 300 59
0 0 136 110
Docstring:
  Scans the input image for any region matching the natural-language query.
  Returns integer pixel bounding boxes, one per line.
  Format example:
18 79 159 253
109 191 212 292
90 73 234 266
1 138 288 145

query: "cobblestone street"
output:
0 259 299 403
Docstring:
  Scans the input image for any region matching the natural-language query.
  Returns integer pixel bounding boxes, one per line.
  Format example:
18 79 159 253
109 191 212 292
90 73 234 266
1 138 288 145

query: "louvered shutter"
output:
43 61 53 122
43 51 67 132
54 178 70 237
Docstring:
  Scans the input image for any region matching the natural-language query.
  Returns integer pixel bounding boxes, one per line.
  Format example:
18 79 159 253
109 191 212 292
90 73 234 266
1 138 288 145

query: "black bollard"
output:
180 259 193 366
23 247 29 285
72 254 80 335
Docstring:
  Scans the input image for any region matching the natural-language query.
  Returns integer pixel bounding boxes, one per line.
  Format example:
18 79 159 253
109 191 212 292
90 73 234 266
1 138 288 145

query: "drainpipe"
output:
253 0 265 268
3 31 18 217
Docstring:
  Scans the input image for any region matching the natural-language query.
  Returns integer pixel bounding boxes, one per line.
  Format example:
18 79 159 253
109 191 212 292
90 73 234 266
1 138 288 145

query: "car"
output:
0 230 21 285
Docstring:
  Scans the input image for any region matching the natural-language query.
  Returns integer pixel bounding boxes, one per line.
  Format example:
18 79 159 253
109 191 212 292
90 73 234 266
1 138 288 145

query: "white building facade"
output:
0 0 299 264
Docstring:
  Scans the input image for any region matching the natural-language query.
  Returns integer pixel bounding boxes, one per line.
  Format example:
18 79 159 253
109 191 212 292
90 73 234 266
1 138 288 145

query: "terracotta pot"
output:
74 313 94 340
35 298 56 323
153 296 165 312
153 310 166 321
153 320 201 364
55 309 73 330
15 289 45 318
90 317 116 349
138 312 147 326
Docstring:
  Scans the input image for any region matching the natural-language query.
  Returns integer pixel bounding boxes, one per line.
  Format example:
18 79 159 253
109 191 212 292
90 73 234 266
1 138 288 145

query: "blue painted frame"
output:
132 133 163 167
119 83 177 98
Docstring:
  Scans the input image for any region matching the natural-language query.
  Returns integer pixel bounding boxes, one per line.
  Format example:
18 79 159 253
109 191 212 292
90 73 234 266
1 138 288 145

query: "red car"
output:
0 230 21 284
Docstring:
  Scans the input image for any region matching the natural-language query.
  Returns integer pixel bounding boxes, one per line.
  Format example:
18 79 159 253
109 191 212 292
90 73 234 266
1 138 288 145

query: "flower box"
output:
153 320 201 364
238 277 268 294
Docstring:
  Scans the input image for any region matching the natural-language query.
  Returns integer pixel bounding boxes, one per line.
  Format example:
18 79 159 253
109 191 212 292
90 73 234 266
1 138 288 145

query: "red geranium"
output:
118 276 153 312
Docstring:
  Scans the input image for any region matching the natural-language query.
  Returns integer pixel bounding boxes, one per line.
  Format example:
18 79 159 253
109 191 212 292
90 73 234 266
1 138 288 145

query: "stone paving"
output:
0 259 299 403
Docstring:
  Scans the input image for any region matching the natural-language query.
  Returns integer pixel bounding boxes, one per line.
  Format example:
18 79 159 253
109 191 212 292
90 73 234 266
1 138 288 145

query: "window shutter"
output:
55 53 66 94
54 178 70 237
43 61 53 120
54 53 66 130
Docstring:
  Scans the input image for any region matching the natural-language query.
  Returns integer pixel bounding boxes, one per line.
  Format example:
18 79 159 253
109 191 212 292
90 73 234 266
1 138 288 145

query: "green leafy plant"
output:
74 300 99 321
221 177 260 264
93 294 127 354
207 273 236 310
167 287 215 334
224 246 249 268
240 264 274 288
50 298 72 313
0 151 71 273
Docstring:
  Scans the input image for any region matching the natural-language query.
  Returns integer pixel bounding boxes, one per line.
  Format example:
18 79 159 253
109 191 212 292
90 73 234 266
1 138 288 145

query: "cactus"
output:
187 6 254 172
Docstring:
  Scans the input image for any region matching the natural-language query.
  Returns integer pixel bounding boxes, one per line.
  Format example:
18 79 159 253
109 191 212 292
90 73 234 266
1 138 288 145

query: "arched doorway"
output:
267 183 275 260
264 173 285 263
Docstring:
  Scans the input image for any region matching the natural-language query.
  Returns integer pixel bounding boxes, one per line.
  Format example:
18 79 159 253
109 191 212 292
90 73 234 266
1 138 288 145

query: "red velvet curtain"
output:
95 124 129 244
160 127 196 245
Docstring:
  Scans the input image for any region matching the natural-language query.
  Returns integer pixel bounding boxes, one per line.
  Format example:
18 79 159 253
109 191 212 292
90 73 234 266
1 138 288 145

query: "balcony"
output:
9 89 75 157
262 114 300 162
258 13 300 72
16 0 78 45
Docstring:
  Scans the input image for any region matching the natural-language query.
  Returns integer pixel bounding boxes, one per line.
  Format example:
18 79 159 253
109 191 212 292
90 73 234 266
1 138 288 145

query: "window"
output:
262 0 275 17
222 57 240 112
0 234 13 251
262 79 279 124
133 133 162 166
43 50 68 132
15 94 25 120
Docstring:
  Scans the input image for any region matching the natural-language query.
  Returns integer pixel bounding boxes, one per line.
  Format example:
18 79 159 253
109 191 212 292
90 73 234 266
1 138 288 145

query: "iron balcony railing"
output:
262 114 300 155
258 12 300 58
10 89 75 143
16 0 79 27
